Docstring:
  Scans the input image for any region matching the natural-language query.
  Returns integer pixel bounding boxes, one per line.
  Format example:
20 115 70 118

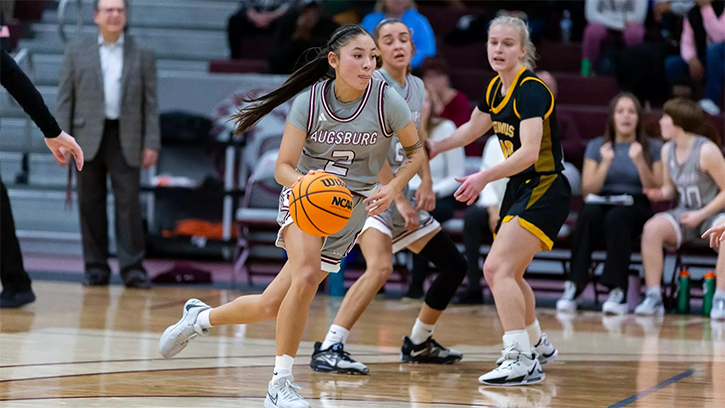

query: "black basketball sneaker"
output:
309 342 369 375
400 336 463 364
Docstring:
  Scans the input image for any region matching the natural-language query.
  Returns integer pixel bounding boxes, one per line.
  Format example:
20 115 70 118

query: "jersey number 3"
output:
324 150 355 177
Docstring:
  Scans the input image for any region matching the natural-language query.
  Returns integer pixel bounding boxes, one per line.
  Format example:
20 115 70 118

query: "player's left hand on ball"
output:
454 172 487 206
364 184 395 216
292 169 324 188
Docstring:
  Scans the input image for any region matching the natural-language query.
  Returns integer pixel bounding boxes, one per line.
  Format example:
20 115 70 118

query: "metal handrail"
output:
58 0 83 43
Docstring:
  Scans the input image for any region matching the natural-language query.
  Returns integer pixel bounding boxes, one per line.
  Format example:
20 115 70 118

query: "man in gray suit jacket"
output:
56 0 159 288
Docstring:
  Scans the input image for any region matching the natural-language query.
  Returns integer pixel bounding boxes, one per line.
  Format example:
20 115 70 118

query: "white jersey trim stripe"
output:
320 79 372 123
378 81 394 137
307 83 317 133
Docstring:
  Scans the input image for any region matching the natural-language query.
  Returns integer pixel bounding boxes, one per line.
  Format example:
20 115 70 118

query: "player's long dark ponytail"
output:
232 24 375 135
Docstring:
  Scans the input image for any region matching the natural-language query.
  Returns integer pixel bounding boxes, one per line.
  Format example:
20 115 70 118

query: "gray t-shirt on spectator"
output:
585 136 663 195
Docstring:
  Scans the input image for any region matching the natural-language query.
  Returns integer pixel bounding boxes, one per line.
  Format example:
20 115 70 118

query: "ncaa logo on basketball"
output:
331 196 353 210
322 178 347 188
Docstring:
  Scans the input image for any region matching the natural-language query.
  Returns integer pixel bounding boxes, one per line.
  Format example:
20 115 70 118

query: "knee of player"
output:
367 260 394 283
641 218 665 243
482 258 503 284
261 296 282 319
293 264 324 288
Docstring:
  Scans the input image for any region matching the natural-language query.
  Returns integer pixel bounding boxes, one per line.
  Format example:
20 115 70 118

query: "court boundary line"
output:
606 369 696 408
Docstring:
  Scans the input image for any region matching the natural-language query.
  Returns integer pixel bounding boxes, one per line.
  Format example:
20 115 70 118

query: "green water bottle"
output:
677 270 691 314
703 271 717 316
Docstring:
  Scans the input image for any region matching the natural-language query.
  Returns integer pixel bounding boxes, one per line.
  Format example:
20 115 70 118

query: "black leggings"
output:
0 181 31 292
569 199 652 292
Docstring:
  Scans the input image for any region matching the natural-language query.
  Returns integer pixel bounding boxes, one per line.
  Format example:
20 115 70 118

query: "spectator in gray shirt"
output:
557 93 663 315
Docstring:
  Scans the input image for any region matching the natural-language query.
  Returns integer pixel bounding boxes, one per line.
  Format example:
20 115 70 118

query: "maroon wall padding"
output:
209 59 268 74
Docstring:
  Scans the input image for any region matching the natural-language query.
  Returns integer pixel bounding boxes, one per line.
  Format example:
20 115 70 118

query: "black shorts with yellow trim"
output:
495 172 571 251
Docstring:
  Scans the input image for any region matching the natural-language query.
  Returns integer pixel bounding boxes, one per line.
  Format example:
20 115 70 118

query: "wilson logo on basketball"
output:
331 196 353 210
322 178 347 188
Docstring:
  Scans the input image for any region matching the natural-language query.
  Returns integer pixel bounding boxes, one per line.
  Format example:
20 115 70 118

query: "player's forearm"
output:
437 121 479 153
390 149 424 193
699 191 725 218
484 145 538 182
274 162 302 188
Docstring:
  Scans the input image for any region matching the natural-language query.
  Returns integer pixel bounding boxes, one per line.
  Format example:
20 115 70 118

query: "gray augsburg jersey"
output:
373 68 425 174
668 135 720 211
287 77 412 195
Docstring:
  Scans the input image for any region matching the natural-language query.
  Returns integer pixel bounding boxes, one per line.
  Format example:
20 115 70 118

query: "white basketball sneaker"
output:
497 333 557 365
480 344 544 386
159 299 211 358
602 288 629 315
556 281 579 313
711 295 725 320
265 374 310 408
634 292 665 316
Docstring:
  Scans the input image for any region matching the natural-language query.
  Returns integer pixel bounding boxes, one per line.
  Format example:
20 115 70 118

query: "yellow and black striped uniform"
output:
478 67 571 251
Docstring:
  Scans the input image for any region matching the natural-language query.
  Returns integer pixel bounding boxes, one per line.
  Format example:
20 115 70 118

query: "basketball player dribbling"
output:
637 98 725 320
310 18 470 376
158 25 424 408
429 16 568 385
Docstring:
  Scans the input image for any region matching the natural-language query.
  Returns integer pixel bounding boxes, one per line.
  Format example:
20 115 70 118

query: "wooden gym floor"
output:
0 281 723 407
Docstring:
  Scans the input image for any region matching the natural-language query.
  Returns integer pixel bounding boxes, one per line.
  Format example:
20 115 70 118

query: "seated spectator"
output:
360 0 436 68
420 58 470 125
665 0 725 115
227 0 293 59
267 0 339 74
654 0 695 40
455 134 506 304
557 93 663 315
635 98 725 317
405 102 466 299
582 0 648 76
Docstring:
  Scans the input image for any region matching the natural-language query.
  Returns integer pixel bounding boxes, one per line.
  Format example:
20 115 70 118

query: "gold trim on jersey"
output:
519 77 555 119
513 100 521 119
527 174 558 209
535 119 556 173
489 66 527 115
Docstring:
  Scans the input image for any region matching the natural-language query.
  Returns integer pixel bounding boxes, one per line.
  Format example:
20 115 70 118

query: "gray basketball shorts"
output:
662 208 725 249
276 186 368 273
361 192 440 253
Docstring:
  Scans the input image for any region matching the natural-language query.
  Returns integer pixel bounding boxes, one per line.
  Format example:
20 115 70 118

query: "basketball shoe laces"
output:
175 321 206 347
280 379 304 401
332 345 356 362
499 344 523 369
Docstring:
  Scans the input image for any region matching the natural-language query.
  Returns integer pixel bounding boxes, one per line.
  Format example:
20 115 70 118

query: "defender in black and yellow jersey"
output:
479 66 570 252
429 15 569 387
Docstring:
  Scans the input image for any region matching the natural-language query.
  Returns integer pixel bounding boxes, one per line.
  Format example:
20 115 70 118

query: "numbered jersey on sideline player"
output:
287 77 412 195
479 67 565 178
373 68 425 174
667 135 720 210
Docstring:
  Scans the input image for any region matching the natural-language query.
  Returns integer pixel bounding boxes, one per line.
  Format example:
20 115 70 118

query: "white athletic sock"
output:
321 324 350 350
502 330 531 353
410 318 435 345
271 354 294 384
715 288 725 300
197 309 212 329
646 286 662 299
526 319 542 348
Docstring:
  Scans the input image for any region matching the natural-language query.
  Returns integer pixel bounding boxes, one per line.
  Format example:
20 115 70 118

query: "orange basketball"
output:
289 173 353 237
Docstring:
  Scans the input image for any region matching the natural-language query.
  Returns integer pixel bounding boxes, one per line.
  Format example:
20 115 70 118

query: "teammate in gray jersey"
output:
158 25 425 408
637 98 725 319
310 18 470 376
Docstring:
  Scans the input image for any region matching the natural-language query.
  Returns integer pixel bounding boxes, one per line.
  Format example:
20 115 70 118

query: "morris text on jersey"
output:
309 130 379 146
